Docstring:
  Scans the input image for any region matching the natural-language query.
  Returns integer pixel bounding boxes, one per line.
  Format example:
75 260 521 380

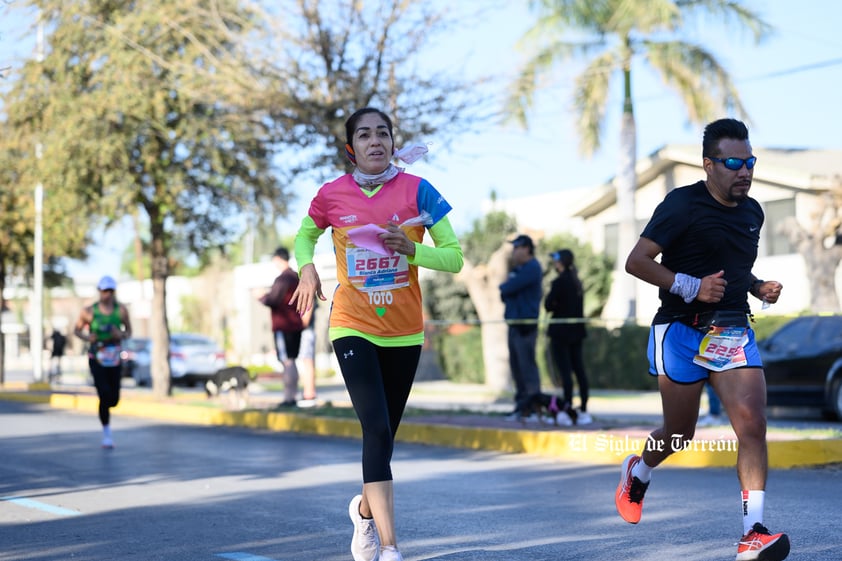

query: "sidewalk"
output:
2 373 841 469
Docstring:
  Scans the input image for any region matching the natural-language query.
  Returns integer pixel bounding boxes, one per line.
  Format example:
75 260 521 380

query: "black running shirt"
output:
639 180 763 322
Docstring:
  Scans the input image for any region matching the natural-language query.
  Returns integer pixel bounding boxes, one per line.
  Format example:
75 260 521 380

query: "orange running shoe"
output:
615 454 648 524
736 523 790 561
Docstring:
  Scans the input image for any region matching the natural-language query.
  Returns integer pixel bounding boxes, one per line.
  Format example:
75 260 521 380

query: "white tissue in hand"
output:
394 143 429 164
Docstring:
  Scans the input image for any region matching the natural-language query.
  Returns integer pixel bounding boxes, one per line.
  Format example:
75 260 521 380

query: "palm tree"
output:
507 0 773 320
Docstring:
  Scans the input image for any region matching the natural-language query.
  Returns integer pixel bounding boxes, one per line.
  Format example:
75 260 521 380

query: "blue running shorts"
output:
647 321 763 384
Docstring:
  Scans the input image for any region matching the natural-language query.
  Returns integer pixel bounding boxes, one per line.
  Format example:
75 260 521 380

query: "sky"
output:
406 0 842 231
2 1 841 281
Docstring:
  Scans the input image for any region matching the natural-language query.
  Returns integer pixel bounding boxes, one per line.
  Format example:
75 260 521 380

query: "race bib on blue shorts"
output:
647 322 763 383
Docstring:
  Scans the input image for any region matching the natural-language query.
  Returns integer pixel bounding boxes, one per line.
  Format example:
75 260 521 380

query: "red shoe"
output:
615 454 648 524
736 523 790 561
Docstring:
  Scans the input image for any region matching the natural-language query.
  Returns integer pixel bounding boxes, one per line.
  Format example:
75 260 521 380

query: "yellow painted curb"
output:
396 422 842 468
768 438 842 468
0 391 51 404
3 390 840 468
396 423 741 467
1 381 33 391
46 392 364 437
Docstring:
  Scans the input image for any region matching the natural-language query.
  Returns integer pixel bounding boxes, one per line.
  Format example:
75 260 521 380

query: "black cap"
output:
510 234 534 250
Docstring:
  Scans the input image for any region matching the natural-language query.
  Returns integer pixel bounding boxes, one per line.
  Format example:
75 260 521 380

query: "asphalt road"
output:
1 400 840 561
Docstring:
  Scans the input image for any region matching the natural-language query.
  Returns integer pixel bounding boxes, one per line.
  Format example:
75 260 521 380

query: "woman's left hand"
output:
380 224 416 256
289 263 325 315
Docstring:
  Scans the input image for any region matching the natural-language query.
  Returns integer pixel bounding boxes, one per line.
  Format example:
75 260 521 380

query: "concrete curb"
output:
3 388 841 469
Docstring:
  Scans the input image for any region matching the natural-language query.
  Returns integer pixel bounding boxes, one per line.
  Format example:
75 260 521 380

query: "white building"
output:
488 144 842 323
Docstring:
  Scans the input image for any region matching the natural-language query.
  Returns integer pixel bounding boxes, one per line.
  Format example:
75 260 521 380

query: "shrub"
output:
431 325 485 384
581 323 655 390
431 315 800 391
431 322 654 390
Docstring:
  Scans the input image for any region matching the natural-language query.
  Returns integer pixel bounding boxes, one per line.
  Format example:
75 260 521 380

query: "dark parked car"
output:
758 315 842 420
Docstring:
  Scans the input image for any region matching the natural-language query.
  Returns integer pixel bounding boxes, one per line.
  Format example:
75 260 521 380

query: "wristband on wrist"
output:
669 272 701 304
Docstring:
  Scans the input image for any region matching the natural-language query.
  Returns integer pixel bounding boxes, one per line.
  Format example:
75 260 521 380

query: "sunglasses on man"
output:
708 156 757 170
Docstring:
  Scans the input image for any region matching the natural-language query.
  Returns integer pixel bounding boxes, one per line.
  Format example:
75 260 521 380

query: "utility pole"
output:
31 8 45 382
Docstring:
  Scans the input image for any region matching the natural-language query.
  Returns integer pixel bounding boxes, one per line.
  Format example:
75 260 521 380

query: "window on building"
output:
764 198 796 256
604 219 648 262
604 223 618 262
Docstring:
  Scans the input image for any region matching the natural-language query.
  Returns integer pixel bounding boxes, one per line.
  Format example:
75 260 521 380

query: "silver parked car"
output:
169 333 227 386
120 333 226 387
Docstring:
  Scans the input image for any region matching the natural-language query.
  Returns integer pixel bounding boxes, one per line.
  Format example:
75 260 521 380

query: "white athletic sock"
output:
102 425 112 438
631 458 653 483
741 490 765 534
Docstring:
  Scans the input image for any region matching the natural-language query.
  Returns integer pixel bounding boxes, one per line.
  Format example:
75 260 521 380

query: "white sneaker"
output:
504 411 522 422
379 546 403 561
349 495 379 561
554 411 573 426
577 411 593 425
101 436 114 449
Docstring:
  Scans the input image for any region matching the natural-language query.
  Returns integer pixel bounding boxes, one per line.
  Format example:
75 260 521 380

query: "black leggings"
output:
332 337 421 483
90 359 122 426
548 337 589 411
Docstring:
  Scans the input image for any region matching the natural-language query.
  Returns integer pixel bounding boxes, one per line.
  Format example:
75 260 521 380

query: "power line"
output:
742 57 842 82
634 57 842 104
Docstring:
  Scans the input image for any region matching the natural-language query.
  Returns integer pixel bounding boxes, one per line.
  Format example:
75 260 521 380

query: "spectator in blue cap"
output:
545 249 591 424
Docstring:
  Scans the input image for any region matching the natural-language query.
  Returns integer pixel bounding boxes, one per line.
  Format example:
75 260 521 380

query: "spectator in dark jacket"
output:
499 234 544 420
545 249 591 424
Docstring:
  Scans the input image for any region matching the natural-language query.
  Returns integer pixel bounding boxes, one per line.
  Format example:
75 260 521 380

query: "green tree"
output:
508 0 772 320
423 225 615 387
0 144 35 384
3 0 490 395
422 275 478 325
257 0 488 186
462 208 519 264
3 0 291 396
456 209 519 390
0 119 87 383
